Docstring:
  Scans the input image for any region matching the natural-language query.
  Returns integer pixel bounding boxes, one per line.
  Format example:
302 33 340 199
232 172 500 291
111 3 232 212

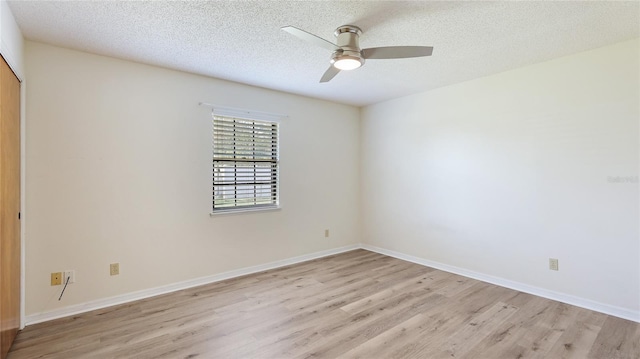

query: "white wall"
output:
24 41 360 317
361 39 639 316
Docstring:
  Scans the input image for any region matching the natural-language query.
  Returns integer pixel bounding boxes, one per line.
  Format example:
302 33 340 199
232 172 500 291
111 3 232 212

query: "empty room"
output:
0 0 638 358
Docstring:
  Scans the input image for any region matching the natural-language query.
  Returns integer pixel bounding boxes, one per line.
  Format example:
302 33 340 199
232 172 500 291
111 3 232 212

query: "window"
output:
212 113 279 213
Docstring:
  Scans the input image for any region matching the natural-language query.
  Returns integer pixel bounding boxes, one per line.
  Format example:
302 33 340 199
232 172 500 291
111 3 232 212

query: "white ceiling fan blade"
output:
320 65 340 83
362 46 433 59
281 26 339 52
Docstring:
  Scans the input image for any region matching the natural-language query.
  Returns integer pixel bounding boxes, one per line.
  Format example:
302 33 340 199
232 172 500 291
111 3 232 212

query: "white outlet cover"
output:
64 270 75 283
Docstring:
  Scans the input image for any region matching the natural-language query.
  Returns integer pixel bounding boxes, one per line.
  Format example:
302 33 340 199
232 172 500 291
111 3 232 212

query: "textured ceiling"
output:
8 1 640 106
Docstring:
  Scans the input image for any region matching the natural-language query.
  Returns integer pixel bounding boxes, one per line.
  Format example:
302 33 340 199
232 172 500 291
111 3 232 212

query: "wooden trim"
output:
0 54 21 359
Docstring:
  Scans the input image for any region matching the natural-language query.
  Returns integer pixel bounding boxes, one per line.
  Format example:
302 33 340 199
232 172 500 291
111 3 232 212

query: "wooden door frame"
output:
0 52 22 359
0 51 24 335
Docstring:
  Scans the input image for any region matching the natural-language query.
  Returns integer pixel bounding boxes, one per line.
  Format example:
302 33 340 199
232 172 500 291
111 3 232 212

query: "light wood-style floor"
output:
9 250 640 358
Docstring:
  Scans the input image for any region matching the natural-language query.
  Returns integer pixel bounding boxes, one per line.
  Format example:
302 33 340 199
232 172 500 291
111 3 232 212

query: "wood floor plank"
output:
432 301 519 358
466 295 551 357
295 293 449 358
385 305 508 359
588 315 640 359
8 249 640 358
339 271 443 314
339 313 428 359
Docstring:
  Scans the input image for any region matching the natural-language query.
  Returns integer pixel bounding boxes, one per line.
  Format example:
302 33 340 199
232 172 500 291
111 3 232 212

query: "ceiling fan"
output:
281 25 433 83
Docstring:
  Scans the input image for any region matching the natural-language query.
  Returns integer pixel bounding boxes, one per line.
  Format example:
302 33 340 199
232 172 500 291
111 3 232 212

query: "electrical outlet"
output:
110 263 120 276
549 258 559 271
325 229 329 238
50 272 62 286
63 270 75 284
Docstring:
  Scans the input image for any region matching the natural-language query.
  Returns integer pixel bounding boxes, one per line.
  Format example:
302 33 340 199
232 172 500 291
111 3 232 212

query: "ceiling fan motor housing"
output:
330 25 365 67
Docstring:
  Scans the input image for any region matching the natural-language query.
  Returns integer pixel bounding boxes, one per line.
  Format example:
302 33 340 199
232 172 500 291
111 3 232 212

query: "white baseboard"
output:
361 244 639 323
25 242 639 326
25 244 360 326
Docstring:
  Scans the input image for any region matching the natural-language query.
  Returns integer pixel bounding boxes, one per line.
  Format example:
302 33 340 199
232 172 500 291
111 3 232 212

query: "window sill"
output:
209 206 281 216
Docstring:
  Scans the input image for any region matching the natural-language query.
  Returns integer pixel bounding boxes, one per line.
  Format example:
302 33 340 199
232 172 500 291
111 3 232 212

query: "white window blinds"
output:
212 114 279 212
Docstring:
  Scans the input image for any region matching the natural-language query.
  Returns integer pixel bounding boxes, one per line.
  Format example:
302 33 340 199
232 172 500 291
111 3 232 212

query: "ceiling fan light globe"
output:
333 58 362 70
334 56 364 71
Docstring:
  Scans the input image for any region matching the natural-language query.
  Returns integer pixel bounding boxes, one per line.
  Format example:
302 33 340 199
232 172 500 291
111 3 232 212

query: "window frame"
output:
210 109 281 215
